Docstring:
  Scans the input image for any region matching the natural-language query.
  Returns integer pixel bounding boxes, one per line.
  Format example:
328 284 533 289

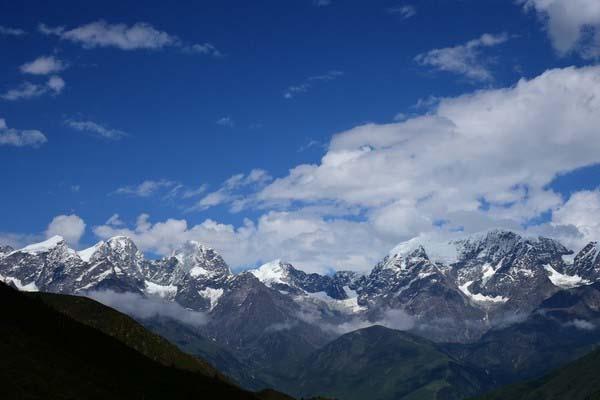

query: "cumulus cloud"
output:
551 190 600 248
258 66 600 227
415 33 510 81
65 119 128 140
93 210 388 273
46 215 86 247
0 118 47 147
39 20 221 56
284 70 343 99
194 169 272 211
88 290 208 327
20 56 67 75
95 66 600 272
521 0 600 58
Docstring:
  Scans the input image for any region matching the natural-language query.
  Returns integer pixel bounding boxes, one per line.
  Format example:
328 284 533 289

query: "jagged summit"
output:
1 229 600 343
171 240 231 278
249 260 294 285
19 235 70 255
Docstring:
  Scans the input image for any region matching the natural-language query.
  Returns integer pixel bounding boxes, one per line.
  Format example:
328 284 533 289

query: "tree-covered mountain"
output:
285 325 491 400
0 281 293 400
472 347 600 400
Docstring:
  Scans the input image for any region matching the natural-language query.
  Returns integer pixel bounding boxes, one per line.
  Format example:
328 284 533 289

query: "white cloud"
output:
415 33 510 81
387 5 417 19
1 76 65 100
0 25 26 36
65 119 128 140
216 116 235 127
551 190 600 247
521 0 600 57
115 180 178 197
105 214 125 227
46 214 86 247
194 169 272 211
182 43 222 57
20 56 67 75
0 119 47 147
88 290 207 327
47 76 65 94
39 20 221 56
41 20 176 50
284 70 343 99
94 66 600 272
93 210 387 273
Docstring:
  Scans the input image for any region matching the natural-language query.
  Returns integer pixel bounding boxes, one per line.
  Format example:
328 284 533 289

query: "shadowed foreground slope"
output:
472 346 600 400
0 282 290 400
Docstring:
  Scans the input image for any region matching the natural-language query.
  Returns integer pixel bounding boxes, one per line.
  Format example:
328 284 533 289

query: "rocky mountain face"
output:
1 230 598 343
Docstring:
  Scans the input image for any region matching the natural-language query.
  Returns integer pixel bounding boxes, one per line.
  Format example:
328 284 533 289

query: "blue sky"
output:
2 0 600 272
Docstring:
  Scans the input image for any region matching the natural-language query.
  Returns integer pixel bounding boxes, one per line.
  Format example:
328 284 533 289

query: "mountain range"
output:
2 229 600 398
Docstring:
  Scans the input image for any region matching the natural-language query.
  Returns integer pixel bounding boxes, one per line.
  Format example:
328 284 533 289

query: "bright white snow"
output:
20 236 65 255
198 287 224 310
0 273 38 292
544 265 589 289
78 241 104 262
459 281 508 303
250 260 287 285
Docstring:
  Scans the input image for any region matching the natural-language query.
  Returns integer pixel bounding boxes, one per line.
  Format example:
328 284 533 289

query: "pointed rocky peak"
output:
171 240 231 279
81 236 144 267
575 242 600 265
249 260 295 286
569 242 600 281
454 229 571 263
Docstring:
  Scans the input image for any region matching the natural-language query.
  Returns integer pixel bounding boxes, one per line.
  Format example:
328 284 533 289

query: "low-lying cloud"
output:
88 290 208 327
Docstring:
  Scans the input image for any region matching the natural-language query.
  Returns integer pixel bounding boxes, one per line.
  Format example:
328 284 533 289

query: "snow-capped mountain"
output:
568 242 600 281
0 229 598 344
0 236 86 293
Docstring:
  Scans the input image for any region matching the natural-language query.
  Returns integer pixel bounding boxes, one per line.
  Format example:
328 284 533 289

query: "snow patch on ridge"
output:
19 236 66 255
459 281 508 303
0 273 38 292
544 264 589 289
78 241 104 262
250 260 287 285
198 287 224 310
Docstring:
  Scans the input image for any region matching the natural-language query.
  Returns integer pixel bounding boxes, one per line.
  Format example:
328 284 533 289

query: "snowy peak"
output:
453 229 571 265
569 242 600 281
250 260 293 286
171 240 231 280
81 236 143 267
19 236 71 256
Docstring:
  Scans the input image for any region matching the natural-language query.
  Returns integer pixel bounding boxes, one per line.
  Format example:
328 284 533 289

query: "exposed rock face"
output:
0 229 598 346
